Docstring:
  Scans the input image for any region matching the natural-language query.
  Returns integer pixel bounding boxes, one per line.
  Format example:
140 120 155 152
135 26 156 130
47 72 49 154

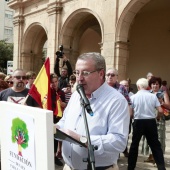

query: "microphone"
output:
76 84 93 116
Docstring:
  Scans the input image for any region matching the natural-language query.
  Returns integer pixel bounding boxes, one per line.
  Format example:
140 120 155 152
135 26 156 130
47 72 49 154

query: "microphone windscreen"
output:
76 84 83 91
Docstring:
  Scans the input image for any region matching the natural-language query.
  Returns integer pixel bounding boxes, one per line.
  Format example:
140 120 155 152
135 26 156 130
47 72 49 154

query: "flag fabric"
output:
54 95 63 118
28 58 52 110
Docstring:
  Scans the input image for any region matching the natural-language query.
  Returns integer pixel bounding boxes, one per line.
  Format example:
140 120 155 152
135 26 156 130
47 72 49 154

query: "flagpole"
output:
21 94 29 105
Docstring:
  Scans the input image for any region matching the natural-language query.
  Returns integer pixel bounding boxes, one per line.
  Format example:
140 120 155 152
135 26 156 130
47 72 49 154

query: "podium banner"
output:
6 112 35 170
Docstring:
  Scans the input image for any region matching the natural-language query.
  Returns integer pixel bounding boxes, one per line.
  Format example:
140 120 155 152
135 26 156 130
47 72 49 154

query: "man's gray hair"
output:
78 52 106 72
106 68 118 75
136 78 148 89
13 69 25 76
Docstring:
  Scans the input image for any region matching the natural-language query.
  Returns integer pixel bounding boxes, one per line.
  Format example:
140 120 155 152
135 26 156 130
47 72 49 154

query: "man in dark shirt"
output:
0 69 38 107
54 54 73 89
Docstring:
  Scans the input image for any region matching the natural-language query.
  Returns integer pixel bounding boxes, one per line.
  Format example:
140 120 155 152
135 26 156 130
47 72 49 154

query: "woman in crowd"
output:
4 75 13 87
50 73 66 166
142 76 170 163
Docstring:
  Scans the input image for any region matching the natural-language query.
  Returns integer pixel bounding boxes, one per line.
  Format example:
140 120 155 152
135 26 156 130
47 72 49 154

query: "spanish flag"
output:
54 95 63 118
28 58 52 110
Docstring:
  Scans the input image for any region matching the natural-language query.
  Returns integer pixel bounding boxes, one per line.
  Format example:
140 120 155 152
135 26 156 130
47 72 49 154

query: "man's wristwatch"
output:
80 136 87 144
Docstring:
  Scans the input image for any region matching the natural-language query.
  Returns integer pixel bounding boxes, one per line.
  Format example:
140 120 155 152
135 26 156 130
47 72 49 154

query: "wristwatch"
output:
80 136 87 144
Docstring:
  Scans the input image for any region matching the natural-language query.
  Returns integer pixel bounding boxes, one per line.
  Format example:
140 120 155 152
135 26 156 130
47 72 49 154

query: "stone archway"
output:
115 0 151 80
21 23 47 73
59 8 103 66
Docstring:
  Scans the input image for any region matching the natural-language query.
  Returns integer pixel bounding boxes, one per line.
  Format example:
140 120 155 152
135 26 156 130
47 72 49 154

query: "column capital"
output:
13 15 24 26
46 2 63 15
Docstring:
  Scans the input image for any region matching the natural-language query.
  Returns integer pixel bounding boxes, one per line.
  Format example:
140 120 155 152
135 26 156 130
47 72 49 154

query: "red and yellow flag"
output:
54 95 63 118
28 58 52 110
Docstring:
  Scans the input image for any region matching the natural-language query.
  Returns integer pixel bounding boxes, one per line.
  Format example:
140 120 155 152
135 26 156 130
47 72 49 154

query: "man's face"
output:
61 69 68 77
75 59 104 97
106 70 118 86
121 81 129 91
12 70 27 90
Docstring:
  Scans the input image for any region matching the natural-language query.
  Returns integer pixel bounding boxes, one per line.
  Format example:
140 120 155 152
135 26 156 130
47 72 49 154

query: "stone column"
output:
13 14 24 70
46 2 63 73
20 52 35 72
114 41 130 80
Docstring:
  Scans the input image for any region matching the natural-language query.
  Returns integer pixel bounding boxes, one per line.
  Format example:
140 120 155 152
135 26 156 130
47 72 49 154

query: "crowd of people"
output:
0 52 170 170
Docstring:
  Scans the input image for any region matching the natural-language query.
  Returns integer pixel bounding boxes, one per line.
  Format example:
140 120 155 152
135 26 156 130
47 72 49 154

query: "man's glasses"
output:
6 81 13 84
14 76 27 80
73 70 97 77
106 73 117 77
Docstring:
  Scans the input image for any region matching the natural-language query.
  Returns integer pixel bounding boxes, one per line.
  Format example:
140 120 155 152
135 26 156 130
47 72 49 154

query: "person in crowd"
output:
69 74 76 88
62 84 72 104
0 80 9 92
0 72 6 80
106 68 131 157
160 80 169 96
127 78 134 94
4 75 13 87
146 72 153 80
62 74 76 103
55 52 130 170
146 72 154 90
0 69 38 106
120 80 134 97
127 78 166 170
142 77 170 163
50 73 66 166
26 71 36 89
54 54 73 89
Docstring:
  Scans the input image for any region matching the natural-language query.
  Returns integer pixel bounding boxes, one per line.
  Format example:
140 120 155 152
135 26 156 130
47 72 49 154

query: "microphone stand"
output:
80 98 96 170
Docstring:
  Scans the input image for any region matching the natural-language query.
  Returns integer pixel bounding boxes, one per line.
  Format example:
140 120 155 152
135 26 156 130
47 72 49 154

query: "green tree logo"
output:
11 118 29 156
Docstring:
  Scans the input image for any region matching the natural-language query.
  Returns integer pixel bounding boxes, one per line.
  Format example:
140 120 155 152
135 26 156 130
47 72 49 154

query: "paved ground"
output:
55 120 170 170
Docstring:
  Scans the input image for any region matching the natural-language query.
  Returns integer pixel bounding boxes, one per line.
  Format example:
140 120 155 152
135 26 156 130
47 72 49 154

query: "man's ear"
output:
99 69 105 79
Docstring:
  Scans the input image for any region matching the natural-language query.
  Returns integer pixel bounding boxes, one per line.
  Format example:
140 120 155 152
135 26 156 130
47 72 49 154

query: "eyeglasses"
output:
106 73 117 77
14 76 27 80
6 81 13 84
73 70 97 77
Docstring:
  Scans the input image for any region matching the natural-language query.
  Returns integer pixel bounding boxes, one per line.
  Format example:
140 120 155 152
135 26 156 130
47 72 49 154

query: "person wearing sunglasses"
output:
4 75 13 87
0 69 38 107
55 52 130 170
106 68 131 158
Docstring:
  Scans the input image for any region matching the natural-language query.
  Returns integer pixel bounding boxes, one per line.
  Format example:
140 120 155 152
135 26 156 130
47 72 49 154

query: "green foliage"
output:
0 39 13 71
11 117 29 149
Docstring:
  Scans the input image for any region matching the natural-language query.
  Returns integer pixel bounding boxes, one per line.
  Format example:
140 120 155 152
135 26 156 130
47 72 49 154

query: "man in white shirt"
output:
56 52 130 170
127 78 166 170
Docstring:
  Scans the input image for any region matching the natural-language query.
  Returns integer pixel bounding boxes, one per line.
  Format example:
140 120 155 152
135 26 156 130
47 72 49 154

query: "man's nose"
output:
76 74 84 80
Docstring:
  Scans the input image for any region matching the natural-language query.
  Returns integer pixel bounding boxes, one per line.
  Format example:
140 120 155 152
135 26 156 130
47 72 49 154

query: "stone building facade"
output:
0 0 14 43
8 0 170 85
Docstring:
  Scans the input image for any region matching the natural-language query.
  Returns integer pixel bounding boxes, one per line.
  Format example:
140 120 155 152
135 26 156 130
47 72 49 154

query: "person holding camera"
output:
54 46 73 89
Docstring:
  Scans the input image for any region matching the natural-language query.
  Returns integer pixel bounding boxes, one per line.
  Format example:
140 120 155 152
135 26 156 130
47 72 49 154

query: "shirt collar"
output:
90 82 107 99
